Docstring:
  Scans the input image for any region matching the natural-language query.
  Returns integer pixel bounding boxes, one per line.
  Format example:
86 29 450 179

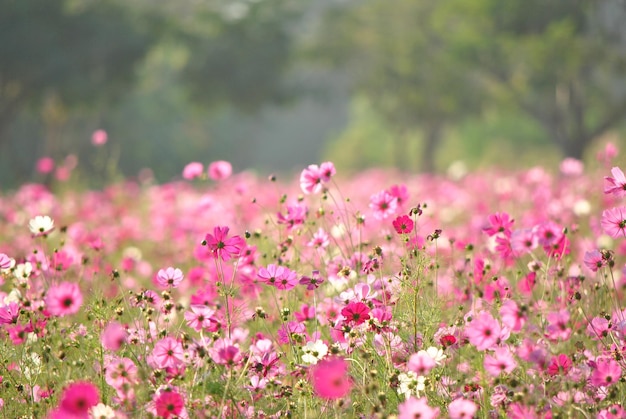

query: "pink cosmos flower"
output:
448 398 478 419
587 316 611 340
560 158 584 176
299 270 325 290
369 190 398 220
276 204 307 230
601 207 626 238
545 309 571 341
0 302 20 325
547 354 572 376
604 167 626 196
465 311 502 351
393 215 414 234
300 162 335 194
184 305 217 331
209 338 242 366
208 160 232 181
101 321 127 351
154 389 184 418
182 162 204 180
36 157 55 174
510 228 538 255
151 337 185 369
499 300 526 332
105 357 138 390
319 161 336 182
0 253 11 269
584 249 607 272
91 129 108 146
387 184 409 207
307 228 330 249
310 357 352 399
156 267 184 289
407 351 437 376
590 357 622 387
483 212 514 237
483 347 517 377
341 301 371 326
398 397 440 419
58 381 100 417
45 282 83 317
203 226 245 261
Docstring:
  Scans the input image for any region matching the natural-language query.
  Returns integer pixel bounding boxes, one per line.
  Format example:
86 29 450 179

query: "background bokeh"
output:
2 0 626 188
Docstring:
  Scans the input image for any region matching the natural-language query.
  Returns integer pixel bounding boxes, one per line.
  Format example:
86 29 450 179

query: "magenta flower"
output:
590 357 622 387
182 162 204 180
58 381 100 417
36 157 55 174
184 305 217 331
601 207 626 238
203 226 245 261
258 264 287 286
101 321 127 351
448 398 478 419
465 311 502 351
208 160 232 181
0 302 20 325
546 354 572 376
393 214 414 234
310 357 352 399
483 212 514 237
45 282 83 317
299 270 325 290
587 316 611 340
483 347 517 377
209 338 242 366
341 301 371 326
369 190 398 220
156 267 184 289
604 166 626 196
154 389 184 418
398 397 440 419
151 337 185 369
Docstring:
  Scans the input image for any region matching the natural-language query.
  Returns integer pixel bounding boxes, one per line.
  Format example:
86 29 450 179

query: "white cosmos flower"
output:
89 403 117 419
14 262 32 283
398 371 426 400
424 346 447 365
301 339 328 365
28 215 54 236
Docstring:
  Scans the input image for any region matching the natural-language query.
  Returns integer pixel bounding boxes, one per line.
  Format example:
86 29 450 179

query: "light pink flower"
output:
208 160 232 181
36 157 55 174
465 311 501 351
91 129 108 146
0 253 11 269
101 321 127 351
182 162 204 180
369 190 398 220
300 164 324 194
448 398 478 419
604 167 626 196
156 267 184 289
545 309 571 341
184 305 217 331
407 351 437 376
151 337 185 369
601 207 626 238
584 249 606 272
46 282 83 317
484 346 517 377
591 357 622 387
398 397 440 419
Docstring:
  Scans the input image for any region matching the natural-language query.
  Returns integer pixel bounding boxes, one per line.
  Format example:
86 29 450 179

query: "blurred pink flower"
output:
398 397 440 419
484 346 517 377
36 157 55 174
448 398 477 419
45 282 83 317
182 162 204 180
369 189 398 220
208 160 232 180
310 357 352 399
101 321 127 351
57 381 100 418
91 129 108 146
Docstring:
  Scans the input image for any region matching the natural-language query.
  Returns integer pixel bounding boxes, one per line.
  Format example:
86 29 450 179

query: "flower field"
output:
2 149 626 418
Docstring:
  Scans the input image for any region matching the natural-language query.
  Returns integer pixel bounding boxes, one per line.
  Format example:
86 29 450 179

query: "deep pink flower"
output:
310 357 352 399
448 398 478 419
0 302 20 325
398 397 440 419
208 160 232 181
547 354 572 376
36 157 55 174
393 215 414 234
45 282 83 317
182 162 204 180
483 212 514 237
545 309 571 341
369 190 398 220
341 301 371 326
101 321 127 351
154 389 184 418
604 167 626 196
590 357 622 387
203 226 245 261
276 204 307 230
156 267 184 289
151 337 185 369
484 347 517 377
587 316 611 340
299 270 325 290
465 311 502 351
602 207 626 238
58 381 100 417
